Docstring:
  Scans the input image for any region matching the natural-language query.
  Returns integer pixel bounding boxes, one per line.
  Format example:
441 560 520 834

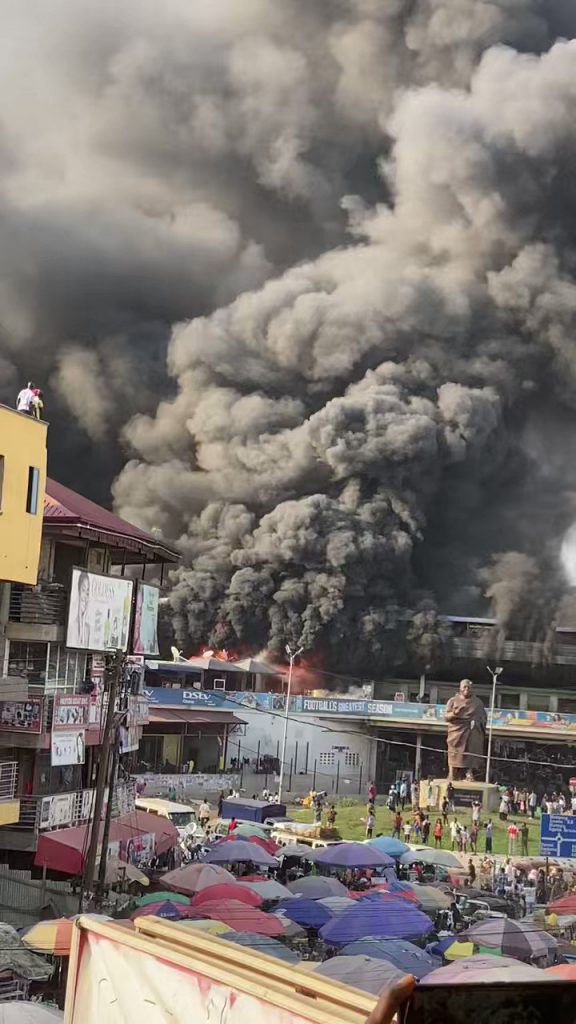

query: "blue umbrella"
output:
428 935 459 957
320 893 433 946
276 898 332 930
358 881 421 904
314 844 394 870
202 841 278 867
221 932 300 963
340 938 441 979
366 837 409 857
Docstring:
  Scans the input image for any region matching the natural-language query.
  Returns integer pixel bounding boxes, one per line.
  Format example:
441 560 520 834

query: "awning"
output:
34 810 178 875
147 709 245 726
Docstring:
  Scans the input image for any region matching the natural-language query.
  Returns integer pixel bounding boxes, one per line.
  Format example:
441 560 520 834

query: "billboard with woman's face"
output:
132 582 160 656
66 568 134 652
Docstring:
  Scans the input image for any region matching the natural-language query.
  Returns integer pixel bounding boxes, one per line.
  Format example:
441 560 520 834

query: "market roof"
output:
43 478 179 564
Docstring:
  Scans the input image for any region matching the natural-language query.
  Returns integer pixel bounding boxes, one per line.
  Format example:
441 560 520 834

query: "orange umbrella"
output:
546 964 576 979
22 917 74 955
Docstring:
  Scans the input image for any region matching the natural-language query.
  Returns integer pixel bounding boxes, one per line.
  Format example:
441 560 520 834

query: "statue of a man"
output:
445 679 487 781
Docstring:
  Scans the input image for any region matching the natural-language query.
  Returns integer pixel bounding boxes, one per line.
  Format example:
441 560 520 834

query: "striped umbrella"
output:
464 919 556 962
22 918 74 956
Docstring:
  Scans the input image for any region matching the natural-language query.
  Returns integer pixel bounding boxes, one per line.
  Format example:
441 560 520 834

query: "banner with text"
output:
66 568 134 653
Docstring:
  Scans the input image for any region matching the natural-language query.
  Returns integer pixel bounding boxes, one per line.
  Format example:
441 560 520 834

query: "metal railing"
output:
8 582 67 625
0 763 17 801
449 636 576 666
8 779 136 834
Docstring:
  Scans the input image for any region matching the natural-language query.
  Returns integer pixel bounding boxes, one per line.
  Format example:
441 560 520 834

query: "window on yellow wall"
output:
0 456 4 511
26 467 40 515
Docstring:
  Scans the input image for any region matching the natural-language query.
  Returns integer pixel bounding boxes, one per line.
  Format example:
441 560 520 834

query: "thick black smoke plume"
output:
3 1 576 664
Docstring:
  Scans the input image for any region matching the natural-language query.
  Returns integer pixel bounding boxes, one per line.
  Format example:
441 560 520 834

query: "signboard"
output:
53 694 90 730
0 699 43 733
39 793 75 830
66 568 134 653
540 814 576 857
132 583 160 656
51 730 86 766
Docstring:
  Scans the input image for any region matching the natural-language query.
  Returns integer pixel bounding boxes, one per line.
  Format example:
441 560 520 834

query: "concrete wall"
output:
0 406 47 586
229 708 377 792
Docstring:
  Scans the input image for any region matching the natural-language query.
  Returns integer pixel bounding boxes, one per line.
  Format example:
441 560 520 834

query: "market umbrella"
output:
195 899 285 936
547 964 576 979
0 1006 63 1022
236 879 293 901
288 877 348 899
131 900 199 922
366 837 409 858
340 939 441 980
270 914 307 939
192 884 262 908
314 843 394 870
277 844 318 859
548 894 576 914
222 932 300 963
442 941 501 962
234 823 270 840
406 884 451 913
318 897 355 915
463 919 555 962
21 918 74 957
311 956 404 995
161 864 236 895
202 841 278 868
173 920 232 935
104 857 149 886
276 898 332 930
214 835 279 855
421 955 552 985
320 894 433 946
368 881 421 903
136 891 191 907
400 849 462 869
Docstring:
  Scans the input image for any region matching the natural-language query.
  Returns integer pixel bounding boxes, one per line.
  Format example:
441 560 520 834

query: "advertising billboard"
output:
52 694 90 730
0 699 43 733
51 730 86 766
66 569 134 653
132 582 160 656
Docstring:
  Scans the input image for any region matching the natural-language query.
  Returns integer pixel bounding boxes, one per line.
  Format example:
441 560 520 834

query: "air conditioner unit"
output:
213 678 226 691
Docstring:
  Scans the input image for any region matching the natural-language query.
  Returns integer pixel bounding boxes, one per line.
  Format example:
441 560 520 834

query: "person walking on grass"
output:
529 790 538 818
520 820 529 856
485 819 493 854
470 822 479 854
392 811 403 839
449 817 460 852
366 809 375 840
434 818 443 848
403 819 412 843
441 796 449 825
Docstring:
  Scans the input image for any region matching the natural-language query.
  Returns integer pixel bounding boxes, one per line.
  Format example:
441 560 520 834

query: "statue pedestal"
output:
419 778 500 812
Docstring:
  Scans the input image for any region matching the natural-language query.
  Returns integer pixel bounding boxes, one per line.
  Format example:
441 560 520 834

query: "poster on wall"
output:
66 568 134 653
132 583 160 656
51 730 86 766
0 700 42 733
39 793 75 830
53 694 90 730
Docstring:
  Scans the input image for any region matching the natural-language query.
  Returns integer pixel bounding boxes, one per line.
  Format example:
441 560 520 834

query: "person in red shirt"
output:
433 819 443 848
228 817 237 834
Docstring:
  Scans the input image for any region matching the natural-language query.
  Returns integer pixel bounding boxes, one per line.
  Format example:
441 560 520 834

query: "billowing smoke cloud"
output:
3 1 576 661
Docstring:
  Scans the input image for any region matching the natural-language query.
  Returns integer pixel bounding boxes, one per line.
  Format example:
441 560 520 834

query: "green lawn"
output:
288 801 540 858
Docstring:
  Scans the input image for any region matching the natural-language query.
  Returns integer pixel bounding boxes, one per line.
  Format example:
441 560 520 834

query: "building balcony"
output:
0 762 20 826
5 779 136 836
8 582 67 627
448 636 576 667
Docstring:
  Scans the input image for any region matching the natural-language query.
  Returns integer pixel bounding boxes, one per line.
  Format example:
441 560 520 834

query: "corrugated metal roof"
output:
43 479 179 562
147 709 244 726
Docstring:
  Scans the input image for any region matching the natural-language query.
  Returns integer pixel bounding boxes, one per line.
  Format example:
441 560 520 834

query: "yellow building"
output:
0 404 47 585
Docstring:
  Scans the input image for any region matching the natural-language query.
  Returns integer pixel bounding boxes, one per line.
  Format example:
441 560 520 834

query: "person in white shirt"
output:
16 382 35 414
198 800 210 828
403 821 412 841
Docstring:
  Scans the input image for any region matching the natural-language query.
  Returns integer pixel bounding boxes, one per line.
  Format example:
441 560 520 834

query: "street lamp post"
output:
278 644 303 801
485 665 503 784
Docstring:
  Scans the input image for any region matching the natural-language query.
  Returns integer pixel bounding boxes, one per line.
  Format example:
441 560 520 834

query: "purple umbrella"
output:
313 844 394 870
202 841 278 868
320 893 433 946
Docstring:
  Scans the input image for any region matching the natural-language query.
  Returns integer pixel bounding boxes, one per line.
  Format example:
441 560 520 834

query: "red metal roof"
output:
43 478 179 563
34 809 178 875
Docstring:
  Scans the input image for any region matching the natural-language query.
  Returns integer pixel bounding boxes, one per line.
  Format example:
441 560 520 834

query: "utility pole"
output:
80 651 122 909
485 665 503 784
95 718 122 904
278 644 303 801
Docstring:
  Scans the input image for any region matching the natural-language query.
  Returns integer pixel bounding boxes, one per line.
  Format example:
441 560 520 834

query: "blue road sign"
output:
540 814 576 858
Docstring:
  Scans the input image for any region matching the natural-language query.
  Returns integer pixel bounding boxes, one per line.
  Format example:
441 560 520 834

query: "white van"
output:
135 797 200 837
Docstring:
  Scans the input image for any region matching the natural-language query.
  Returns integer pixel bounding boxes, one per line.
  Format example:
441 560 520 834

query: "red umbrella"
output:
548 894 576 914
161 864 235 895
197 899 285 936
192 884 263 908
